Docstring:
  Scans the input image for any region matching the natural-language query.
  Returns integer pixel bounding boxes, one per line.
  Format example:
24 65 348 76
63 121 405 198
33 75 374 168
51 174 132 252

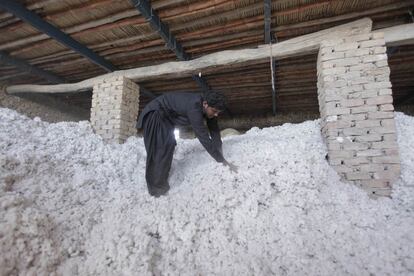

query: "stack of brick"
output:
317 32 400 197
90 76 140 143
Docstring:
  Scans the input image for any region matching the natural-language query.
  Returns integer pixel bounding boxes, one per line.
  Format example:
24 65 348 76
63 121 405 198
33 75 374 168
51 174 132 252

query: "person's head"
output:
202 91 226 119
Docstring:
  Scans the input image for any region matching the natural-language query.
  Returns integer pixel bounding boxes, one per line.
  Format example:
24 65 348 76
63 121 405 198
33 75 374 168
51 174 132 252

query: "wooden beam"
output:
130 0 210 93
8 1 411 61
130 0 188 60
0 51 64 83
6 18 373 94
0 72 26 81
273 1 414 33
0 0 191 49
374 23 414 46
0 10 142 51
0 0 117 72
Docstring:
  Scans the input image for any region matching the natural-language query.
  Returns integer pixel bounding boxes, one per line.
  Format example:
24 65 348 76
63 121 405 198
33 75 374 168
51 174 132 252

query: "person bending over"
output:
137 91 237 197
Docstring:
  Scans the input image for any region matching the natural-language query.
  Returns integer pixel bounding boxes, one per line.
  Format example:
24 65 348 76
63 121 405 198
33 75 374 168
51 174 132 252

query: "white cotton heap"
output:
0 107 413 275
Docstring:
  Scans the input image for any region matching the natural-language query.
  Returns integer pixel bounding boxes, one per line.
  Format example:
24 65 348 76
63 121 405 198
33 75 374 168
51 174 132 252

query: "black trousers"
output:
142 110 176 197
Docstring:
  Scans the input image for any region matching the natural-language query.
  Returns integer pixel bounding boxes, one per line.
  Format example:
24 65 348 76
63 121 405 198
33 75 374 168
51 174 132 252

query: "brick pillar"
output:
317 32 400 197
90 76 140 143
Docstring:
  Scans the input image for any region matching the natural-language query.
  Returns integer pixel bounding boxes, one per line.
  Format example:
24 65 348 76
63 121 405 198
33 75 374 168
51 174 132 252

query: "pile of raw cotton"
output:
0 107 413 276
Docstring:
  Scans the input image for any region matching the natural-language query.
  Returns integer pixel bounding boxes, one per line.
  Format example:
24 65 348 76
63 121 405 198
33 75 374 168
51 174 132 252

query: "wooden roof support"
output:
0 0 117 72
0 0 160 97
5 18 393 95
0 51 64 83
5 1 412 57
130 0 210 93
374 23 414 46
0 72 26 82
131 0 188 60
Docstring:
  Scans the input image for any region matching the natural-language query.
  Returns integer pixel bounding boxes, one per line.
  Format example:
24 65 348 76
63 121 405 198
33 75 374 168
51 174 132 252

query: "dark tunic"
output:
137 93 224 196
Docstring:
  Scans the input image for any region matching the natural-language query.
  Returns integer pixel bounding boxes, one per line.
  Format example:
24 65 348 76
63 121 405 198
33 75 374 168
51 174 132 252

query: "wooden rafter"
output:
130 0 210 93
0 0 117 72
0 50 64 83
5 18 373 94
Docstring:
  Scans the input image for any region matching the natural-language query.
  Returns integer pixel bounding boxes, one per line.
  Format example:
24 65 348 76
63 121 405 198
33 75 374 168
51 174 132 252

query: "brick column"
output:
90 76 140 143
317 32 400 197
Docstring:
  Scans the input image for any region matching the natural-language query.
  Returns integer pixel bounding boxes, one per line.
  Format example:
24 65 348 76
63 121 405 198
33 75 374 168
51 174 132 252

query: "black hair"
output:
203 90 226 111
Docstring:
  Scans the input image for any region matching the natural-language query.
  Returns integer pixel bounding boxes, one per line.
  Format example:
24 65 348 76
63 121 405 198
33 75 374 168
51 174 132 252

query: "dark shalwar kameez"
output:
137 93 224 196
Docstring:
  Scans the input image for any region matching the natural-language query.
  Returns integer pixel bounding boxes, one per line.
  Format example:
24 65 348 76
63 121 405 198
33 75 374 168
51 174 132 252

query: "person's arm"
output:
206 118 223 155
187 109 225 163
206 118 238 172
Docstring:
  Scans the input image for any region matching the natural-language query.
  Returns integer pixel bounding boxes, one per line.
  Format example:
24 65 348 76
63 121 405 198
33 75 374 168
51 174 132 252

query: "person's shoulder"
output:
168 92 202 107
188 93 203 109
169 92 201 100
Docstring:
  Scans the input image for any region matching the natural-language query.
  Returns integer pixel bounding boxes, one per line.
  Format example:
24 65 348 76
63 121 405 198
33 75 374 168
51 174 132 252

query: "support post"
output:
317 32 401 197
90 76 140 143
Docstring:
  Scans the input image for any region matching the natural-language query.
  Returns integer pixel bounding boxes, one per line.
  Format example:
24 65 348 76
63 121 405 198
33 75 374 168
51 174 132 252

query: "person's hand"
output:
228 162 238 173
224 160 238 173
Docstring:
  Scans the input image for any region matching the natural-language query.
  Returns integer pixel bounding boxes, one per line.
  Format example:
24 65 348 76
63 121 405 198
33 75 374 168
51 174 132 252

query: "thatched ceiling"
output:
0 0 413 117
